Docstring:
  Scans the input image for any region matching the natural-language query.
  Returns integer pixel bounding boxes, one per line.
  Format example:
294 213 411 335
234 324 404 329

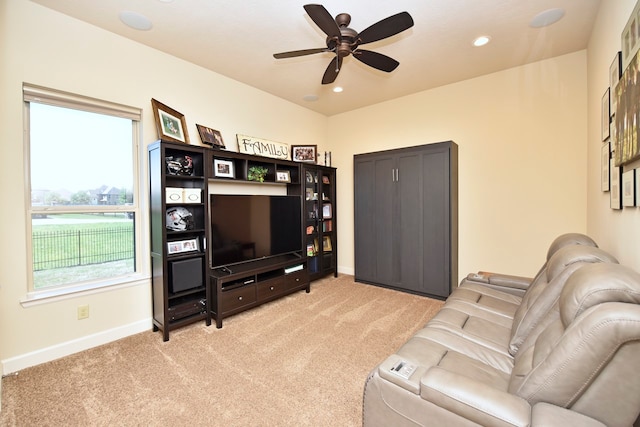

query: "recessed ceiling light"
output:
333 87 343 93
530 8 565 28
119 11 153 31
473 36 491 47
303 95 319 102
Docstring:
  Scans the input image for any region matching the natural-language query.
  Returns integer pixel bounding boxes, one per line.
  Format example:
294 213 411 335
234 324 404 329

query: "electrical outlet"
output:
77 304 89 320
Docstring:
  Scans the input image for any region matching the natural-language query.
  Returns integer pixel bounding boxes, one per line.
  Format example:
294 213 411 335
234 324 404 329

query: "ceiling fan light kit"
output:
273 4 414 85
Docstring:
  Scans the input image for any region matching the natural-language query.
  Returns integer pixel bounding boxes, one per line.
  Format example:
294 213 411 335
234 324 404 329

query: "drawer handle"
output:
295 278 300 282
270 286 275 291
238 296 243 301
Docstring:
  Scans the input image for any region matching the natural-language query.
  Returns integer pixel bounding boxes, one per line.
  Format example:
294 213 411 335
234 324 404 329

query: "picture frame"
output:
151 98 189 144
622 169 636 207
322 203 332 219
622 1 640 70
322 236 332 252
613 48 640 166
291 145 318 163
322 175 330 185
601 142 610 192
196 124 225 149
636 168 640 206
167 238 199 255
213 159 235 178
610 159 622 210
610 51 622 114
275 170 291 183
601 88 610 142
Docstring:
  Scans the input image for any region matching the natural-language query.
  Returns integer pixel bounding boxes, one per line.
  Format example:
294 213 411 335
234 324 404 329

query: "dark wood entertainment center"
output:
149 140 337 339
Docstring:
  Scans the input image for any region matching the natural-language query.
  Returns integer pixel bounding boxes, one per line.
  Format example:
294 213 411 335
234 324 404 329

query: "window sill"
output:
20 274 150 308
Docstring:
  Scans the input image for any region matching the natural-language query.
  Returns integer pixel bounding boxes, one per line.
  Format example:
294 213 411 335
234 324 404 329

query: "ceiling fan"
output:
273 4 414 84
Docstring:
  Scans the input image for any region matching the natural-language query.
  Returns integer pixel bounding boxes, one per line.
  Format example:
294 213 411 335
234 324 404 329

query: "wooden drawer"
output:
257 277 286 300
221 285 257 312
285 270 308 288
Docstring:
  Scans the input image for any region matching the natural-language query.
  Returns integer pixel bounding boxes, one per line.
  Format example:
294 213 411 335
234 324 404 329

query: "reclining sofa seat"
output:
363 236 640 426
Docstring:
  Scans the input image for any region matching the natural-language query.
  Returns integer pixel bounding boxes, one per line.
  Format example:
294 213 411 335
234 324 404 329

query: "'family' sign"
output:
236 134 290 160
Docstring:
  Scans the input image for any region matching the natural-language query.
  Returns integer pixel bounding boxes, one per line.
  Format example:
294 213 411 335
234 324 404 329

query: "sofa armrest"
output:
531 403 606 427
421 367 531 427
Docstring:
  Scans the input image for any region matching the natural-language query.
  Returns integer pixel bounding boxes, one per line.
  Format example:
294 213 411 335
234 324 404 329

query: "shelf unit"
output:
300 164 338 281
149 140 210 341
210 150 300 185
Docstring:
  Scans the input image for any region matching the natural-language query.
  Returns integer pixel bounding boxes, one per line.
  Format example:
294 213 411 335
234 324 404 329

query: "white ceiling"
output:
31 0 601 116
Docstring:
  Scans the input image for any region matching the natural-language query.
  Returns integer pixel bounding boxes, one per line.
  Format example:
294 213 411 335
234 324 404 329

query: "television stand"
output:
209 253 309 328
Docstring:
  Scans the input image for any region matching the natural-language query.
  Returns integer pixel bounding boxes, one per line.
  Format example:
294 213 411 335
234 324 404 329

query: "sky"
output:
29 103 134 194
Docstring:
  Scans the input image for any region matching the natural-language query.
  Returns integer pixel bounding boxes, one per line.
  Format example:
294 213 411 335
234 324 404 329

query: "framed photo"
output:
167 238 199 255
623 169 636 207
601 142 610 192
213 159 235 178
322 236 332 252
613 49 640 166
622 1 640 70
151 98 189 144
322 175 330 184
601 88 610 141
196 124 225 149
276 170 291 183
610 159 622 210
322 203 332 219
636 169 640 206
610 51 622 114
291 145 317 163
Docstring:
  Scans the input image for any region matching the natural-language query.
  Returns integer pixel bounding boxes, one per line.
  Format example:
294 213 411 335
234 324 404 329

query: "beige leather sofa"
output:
363 234 640 426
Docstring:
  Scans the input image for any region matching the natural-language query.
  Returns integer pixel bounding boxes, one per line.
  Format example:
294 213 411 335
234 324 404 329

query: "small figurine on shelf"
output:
248 166 268 182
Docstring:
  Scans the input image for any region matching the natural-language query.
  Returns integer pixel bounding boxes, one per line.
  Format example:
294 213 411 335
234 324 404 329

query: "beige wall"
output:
0 1 326 373
586 1 640 270
328 51 588 278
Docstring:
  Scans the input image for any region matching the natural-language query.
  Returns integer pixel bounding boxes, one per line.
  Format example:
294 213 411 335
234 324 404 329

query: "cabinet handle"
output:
295 278 300 282
270 286 275 291
238 296 243 301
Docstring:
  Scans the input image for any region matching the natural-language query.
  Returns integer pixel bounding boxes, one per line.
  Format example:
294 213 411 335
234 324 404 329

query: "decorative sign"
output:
236 134 289 160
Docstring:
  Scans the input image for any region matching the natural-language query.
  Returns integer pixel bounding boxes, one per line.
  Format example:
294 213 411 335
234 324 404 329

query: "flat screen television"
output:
209 194 302 268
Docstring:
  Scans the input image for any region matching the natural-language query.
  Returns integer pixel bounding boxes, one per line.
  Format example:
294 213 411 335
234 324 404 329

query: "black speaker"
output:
170 258 203 293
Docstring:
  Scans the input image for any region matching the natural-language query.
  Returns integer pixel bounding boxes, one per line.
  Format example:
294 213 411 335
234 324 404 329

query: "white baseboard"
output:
338 265 354 276
1 318 152 375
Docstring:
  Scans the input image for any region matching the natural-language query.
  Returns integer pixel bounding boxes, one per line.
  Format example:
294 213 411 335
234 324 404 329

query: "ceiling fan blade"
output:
304 4 341 38
353 50 399 72
358 12 414 44
273 48 329 59
322 56 343 84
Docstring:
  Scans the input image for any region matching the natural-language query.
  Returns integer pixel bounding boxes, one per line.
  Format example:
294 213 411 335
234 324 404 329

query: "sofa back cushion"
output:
509 263 640 426
508 246 617 356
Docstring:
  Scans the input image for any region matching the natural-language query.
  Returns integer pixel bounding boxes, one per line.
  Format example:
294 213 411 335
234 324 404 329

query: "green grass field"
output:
32 213 135 289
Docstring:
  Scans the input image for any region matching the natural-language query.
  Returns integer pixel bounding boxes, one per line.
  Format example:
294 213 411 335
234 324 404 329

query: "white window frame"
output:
22 83 147 304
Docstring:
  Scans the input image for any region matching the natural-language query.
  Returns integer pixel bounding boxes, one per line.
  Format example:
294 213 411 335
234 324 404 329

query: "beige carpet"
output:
1 275 444 426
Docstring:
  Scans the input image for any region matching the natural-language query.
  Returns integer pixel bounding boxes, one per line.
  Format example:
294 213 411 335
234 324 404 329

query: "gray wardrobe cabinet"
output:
354 141 458 299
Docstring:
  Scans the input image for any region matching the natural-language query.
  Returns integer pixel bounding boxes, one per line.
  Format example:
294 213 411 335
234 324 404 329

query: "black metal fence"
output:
32 227 134 271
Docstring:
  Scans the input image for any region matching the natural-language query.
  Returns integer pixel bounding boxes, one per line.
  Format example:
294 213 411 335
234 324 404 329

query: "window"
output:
24 84 143 296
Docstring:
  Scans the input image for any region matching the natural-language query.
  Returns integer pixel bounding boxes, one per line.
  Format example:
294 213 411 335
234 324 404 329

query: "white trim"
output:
1 318 151 375
20 275 150 307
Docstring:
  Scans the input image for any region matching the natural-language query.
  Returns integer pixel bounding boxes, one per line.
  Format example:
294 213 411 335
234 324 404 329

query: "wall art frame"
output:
601 88 610 142
613 48 640 166
622 169 636 207
601 142 611 192
196 124 225 149
610 51 622 114
610 158 622 210
151 98 189 144
291 145 318 163
622 0 640 70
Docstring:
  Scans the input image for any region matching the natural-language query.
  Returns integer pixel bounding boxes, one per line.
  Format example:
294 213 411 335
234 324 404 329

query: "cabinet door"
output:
354 155 395 284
